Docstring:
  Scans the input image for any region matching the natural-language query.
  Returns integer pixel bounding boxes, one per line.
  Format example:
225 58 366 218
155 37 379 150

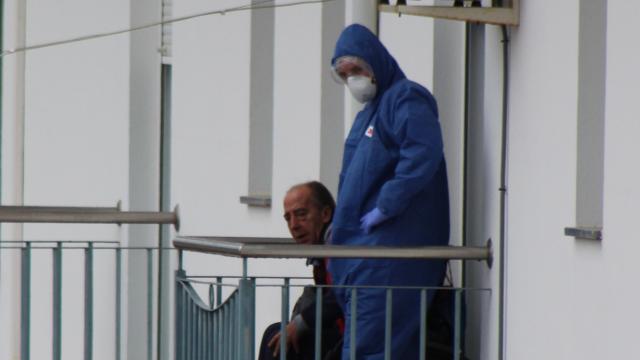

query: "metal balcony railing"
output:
173 236 492 360
0 205 179 360
0 241 174 360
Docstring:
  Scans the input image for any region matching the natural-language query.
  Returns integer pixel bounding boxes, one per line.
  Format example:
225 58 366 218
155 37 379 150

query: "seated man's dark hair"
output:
290 181 336 220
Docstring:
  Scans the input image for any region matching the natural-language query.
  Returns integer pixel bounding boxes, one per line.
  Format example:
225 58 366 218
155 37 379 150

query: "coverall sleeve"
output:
376 86 444 218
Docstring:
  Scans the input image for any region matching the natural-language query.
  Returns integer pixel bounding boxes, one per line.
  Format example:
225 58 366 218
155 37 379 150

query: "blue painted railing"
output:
0 241 166 360
173 237 493 360
174 271 255 360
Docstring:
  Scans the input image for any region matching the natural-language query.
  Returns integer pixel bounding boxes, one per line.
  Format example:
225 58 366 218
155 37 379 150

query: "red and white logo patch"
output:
365 125 374 138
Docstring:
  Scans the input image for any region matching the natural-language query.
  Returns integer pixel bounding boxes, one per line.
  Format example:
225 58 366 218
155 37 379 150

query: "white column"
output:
0 0 26 357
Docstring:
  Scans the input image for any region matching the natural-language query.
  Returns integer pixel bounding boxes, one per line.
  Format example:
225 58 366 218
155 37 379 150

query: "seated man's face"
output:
283 186 331 245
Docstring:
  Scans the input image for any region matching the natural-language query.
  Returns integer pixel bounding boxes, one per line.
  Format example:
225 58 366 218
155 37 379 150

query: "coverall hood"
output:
332 24 405 98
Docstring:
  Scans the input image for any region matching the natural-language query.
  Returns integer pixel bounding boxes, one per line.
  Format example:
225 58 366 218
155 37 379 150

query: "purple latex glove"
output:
360 208 389 234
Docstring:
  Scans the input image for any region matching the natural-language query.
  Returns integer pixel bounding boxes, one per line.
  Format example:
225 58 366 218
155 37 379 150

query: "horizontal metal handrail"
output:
0 205 180 230
173 236 493 266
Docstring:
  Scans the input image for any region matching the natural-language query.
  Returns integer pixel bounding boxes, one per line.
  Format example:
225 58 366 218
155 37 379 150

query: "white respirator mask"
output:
346 76 377 104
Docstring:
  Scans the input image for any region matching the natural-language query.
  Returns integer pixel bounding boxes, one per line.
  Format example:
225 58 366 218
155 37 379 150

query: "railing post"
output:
280 278 290 360
237 278 255 360
453 289 463 359
115 247 122 360
314 287 323 360
419 289 427 360
174 270 185 360
223 304 228 359
84 242 94 360
216 277 222 307
21 241 31 360
147 248 153 360
350 288 357 360
216 298 222 360
384 289 393 360
53 242 62 360
228 296 238 359
189 294 194 360
196 309 202 360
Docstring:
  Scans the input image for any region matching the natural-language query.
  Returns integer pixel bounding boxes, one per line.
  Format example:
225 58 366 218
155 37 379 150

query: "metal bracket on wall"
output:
379 0 520 27
239 194 272 208
564 226 602 241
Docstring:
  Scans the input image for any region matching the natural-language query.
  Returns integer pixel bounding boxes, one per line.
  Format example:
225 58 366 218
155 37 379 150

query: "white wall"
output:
1 0 130 358
599 0 640 357
6 1 640 359
505 0 581 358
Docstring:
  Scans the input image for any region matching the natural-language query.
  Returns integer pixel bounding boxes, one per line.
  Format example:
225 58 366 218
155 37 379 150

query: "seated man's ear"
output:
321 206 332 224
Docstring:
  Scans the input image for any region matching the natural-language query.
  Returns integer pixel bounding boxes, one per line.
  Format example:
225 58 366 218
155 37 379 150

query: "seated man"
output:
258 181 343 360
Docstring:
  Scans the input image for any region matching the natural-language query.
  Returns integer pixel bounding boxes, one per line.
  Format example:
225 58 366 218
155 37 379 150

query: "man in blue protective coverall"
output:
328 24 449 359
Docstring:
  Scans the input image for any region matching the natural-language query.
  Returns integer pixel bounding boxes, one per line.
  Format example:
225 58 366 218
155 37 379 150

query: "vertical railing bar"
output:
147 249 153 360
242 257 248 278
229 286 238 359
174 280 182 360
207 310 212 360
52 242 62 360
350 288 357 360
248 280 256 359
181 285 187 360
222 305 227 360
192 299 197 360
219 305 224 360
204 309 208 360
240 257 247 360
197 309 202 360
192 298 197 360
209 284 215 310
216 277 222 307
84 242 94 360
21 241 31 360
191 307 195 360
229 294 239 359
239 296 244 358
212 308 217 360
231 295 237 359
453 289 462 360
314 286 322 360
216 302 222 360
231 296 234 360
384 288 392 360
211 310 215 360
213 304 218 360
116 248 122 360
202 309 207 360
205 311 210 360
182 285 188 360
419 289 427 360
202 309 206 360
280 278 290 360
206 283 213 360
186 296 192 360
228 302 233 360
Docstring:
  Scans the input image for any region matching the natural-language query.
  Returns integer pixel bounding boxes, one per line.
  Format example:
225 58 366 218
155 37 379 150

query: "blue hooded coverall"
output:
329 24 450 359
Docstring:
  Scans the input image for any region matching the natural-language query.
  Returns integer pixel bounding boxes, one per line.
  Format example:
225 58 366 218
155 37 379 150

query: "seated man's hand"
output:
267 322 299 357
